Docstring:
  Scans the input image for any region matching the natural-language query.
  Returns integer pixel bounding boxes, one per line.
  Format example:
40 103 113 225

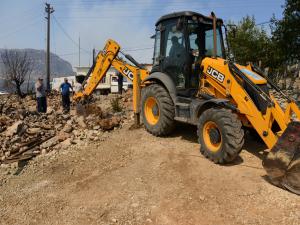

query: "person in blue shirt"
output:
60 78 73 112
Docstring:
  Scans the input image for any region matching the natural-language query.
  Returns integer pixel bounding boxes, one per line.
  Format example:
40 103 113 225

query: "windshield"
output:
204 28 223 57
188 21 225 59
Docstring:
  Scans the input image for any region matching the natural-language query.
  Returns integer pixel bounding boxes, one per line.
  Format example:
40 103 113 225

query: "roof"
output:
155 11 223 26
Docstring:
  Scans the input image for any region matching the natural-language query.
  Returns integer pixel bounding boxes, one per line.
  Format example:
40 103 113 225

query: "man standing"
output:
35 78 47 113
117 72 123 94
60 78 73 113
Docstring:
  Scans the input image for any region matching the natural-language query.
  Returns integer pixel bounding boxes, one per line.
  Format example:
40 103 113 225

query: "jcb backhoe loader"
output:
74 11 300 194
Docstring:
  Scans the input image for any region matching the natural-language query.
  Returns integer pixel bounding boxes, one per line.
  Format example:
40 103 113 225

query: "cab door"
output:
160 19 190 90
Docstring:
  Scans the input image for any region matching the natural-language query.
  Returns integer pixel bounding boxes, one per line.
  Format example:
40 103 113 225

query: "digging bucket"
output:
263 121 300 195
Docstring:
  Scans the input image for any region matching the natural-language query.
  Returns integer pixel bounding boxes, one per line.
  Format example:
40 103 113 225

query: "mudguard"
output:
142 72 176 103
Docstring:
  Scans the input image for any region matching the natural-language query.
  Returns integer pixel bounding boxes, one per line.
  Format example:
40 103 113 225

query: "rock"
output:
60 138 72 148
62 114 71 120
98 117 121 131
41 149 48 155
5 121 24 137
277 79 285 89
93 125 100 130
46 107 54 115
76 116 87 128
26 127 41 135
285 78 292 90
10 136 21 143
63 124 73 133
40 136 59 149
55 123 63 130
72 129 81 137
66 119 73 125
40 124 52 130
0 115 10 126
57 131 70 142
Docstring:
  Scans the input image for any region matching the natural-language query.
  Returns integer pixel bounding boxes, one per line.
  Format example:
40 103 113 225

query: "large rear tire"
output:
141 84 175 136
197 108 244 164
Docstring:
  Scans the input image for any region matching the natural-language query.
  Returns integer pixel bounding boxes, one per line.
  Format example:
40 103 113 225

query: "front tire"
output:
141 84 175 136
198 108 244 164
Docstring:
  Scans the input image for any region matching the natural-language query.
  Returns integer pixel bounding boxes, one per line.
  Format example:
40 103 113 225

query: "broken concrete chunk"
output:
98 116 121 131
76 116 87 128
5 121 24 137
40 136 59 149
57 131 71 142
26 127 41 135
63 124 73 133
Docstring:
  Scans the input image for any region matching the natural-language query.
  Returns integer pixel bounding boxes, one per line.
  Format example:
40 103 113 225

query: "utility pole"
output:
79 36 81 67
93 48 96 64
45 3 54 91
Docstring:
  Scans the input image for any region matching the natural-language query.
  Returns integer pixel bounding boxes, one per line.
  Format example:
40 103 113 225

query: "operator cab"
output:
152 11 225 97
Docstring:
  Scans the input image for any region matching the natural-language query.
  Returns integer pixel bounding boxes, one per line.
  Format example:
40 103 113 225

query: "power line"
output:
52 15 90 54
0 19 41 41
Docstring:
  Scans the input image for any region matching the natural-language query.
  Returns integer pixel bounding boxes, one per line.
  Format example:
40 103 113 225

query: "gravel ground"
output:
0 123 299 225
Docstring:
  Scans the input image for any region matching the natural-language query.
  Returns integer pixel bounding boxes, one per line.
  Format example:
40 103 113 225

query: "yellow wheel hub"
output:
203 121 222 152
144 97 160 125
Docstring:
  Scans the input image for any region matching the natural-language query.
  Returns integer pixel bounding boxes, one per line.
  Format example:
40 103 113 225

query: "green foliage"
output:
226 0 300 76
227 16 271 68
271 0 300 63
110 97 123 113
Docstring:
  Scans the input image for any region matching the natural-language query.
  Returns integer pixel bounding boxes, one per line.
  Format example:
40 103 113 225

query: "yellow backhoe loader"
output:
74 11 300 194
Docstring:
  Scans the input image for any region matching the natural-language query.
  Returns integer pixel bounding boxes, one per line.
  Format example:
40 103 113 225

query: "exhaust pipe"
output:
211 12 217 59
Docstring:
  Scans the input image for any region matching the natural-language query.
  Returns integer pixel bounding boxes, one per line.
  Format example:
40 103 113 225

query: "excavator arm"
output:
73 39 149 123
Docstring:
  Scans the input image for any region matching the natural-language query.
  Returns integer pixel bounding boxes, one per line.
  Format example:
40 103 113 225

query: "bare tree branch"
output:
0 49 33 97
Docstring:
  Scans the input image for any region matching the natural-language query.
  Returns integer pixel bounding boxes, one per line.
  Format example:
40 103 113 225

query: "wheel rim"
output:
144 97 160 125
203 121 222 152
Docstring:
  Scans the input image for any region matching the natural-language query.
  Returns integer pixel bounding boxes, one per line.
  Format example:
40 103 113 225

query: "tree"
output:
0 49 33 97
227 16 271 68
271 0 300 63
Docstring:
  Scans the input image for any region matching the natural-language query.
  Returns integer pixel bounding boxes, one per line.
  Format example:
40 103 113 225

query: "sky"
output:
0 0 286 68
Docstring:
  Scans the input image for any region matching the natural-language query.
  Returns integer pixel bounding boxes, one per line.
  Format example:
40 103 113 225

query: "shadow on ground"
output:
170 122 198 143
166 123 271 168
243 132 268 160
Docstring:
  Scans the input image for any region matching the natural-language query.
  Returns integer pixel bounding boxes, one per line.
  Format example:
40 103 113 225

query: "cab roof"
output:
155 11 223 26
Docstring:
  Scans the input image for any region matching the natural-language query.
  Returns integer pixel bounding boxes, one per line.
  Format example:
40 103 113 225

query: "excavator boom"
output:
73 39 149 123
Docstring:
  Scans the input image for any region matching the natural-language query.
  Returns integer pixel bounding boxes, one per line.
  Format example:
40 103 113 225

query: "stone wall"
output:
276 77 300 102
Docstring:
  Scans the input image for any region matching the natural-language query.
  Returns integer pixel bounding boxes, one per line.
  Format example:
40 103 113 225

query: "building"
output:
74 66 132 94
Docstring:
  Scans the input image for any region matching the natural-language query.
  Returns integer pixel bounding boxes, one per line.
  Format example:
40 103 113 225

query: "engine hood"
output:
201 57 267 85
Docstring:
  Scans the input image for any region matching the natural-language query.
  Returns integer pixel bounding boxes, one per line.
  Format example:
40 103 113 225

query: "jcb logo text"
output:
123 67 134 80
206 66 225 83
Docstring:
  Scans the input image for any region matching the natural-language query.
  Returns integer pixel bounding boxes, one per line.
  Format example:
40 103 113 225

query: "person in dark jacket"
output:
117 72 123 94
60 78 73 112
35 78 47 113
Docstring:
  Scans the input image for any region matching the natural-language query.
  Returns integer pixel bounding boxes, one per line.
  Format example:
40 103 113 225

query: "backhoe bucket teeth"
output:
263 121 300 195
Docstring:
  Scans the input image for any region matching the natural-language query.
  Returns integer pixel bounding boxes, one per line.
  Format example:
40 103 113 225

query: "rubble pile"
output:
0 92 132 165
276 77 300 102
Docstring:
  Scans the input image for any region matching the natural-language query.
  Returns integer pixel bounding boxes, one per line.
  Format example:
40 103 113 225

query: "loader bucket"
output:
263 121 300 195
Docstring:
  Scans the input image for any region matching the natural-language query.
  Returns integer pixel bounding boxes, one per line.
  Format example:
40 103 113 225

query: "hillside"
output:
0 49 74 91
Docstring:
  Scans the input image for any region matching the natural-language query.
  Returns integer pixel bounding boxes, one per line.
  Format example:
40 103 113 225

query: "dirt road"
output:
0 124 299 225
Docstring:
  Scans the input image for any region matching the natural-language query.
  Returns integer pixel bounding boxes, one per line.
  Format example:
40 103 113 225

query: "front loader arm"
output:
73 39 120 101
